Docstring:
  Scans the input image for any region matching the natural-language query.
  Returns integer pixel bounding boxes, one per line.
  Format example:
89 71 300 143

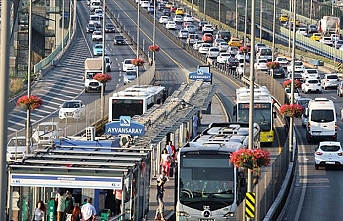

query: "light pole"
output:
310 0 313 24
26 0 33 154
62 0 65 51
101 0 106 119
332 0 334 15
289 0 296 162
218 0 221 29
235 0 238 37
0 0 10 218
247 0 256 218
244 0 248 46
153 0 156 63
272 0 276 63
288 0 292 54
137 0 141 83
259 0 262 42
204 0 206 20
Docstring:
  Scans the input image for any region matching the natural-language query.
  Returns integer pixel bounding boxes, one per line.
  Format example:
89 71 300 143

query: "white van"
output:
89 14 101 27
90 0 101 12
304 98 337 142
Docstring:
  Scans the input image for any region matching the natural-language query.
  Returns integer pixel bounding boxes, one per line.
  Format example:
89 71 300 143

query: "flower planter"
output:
148 45 160 52
283 79 302 88
230 149 271 170
279 104 304 117
131 58 145 67
93 73 112 84
266 61 280 69
17 95 43 110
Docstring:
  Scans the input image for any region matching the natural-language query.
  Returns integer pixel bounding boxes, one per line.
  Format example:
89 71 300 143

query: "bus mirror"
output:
273 111 276 118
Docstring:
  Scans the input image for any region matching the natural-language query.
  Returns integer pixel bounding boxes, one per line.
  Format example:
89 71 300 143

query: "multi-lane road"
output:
8 0 343 219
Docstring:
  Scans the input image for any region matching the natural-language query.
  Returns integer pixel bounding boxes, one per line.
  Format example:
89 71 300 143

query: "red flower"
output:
283 79 301 88
239 46 250 53
266 61 280 69
93 73 112 84
279 104 304 117
16 95 43 110
148 45 160 52
131 58 145 67
230 148 271 170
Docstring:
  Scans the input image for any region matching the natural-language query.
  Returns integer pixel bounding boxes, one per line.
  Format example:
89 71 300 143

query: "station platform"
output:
145 95 226 221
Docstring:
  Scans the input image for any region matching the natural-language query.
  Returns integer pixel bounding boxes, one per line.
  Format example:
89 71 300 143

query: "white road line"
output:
8 120 25 127
338 126 342 131
331 96 337 100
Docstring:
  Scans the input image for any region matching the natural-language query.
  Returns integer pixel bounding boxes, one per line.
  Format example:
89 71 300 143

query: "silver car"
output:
314 142 343 170
178 29 189 39
123 71 137 85
321 73 340 89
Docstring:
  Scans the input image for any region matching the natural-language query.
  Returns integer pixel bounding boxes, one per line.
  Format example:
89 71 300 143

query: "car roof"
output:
319 141 341 146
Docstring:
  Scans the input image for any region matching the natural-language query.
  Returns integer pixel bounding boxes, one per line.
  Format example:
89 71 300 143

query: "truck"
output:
320 16 340 34
32 122 61 148
84 57 106 93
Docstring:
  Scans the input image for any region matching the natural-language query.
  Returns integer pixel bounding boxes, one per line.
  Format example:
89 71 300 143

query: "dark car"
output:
113 35 125 45
271 67 286 78
307 24 317 34
105 23 116 33
86 23 96 33
158 3 165 10
226 57 239 69
198 20 208 31
162 9 171 16
216 31 231 42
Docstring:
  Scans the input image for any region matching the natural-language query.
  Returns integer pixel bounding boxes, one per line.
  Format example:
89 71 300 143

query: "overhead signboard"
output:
105 116 145 136
188 69 213 83
10 174 122 189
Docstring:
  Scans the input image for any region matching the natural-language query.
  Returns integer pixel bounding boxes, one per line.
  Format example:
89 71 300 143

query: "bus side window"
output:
233 105 237 116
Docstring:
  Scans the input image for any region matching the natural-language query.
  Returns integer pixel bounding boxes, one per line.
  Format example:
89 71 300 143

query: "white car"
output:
319 36 333 46
193 40 204 50
178 29 189 39
140 1 150 8
198 43 211 54
166 21 177 29
301 79 322 94
123 70 137 85
254 59 268 71
183 14 194 22
94 8 103 19
59 100 86 120
202 24 214 34
7 136 36 162
213 39 226 47
296 28 307 35
285 87 301 102
173 15 183 23
89 14 101 27
206 47 220 58
217 53 231 64
228 46 239 55
274 57 289 67
287 60 305 73
331 34 340 42
159 16 170 24
218 42 229 52
302 69 320 80
321 73 340 89
255 43 266 51
235 52 250 62
314 141 343 170
92 30 102 41
122 59 136 72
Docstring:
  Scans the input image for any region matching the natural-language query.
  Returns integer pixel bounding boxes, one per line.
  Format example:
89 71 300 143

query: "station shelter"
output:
7 144 151 221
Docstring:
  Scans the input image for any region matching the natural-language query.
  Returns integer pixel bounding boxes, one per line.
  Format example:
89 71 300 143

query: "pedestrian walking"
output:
154 171 167 221
81 198 96 221
113 189 123 216
64 190 74 221
55 190 66 221
160 149 172 178
71 203 82 221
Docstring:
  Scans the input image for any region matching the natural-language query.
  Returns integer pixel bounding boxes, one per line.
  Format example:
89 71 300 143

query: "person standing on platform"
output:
81 198 96 221
32 200 46 221
160 149 172 178
154 172 167 221
192 113 199 138
113 189 123 216
56 190 66 221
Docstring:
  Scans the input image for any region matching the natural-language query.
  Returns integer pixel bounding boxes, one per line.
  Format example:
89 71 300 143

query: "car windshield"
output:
126 72 136 76
320 145 340 152
308 80 319 83
8 138 26 146
124 60 132 64
311 110 334 122
294 61 303 66
63 101 80 108
297 99 310 107
115 36 123 39
306 69 317 73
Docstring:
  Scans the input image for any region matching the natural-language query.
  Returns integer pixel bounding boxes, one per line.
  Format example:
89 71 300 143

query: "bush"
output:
10 78 25 97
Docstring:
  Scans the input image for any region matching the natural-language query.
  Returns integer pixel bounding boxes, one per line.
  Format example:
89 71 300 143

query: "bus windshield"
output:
179 154 235 206
237 103 272 131
111 99 143 121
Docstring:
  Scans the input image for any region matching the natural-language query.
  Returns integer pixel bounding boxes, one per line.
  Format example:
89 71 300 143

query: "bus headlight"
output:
177 211 191 218
223 212 235 217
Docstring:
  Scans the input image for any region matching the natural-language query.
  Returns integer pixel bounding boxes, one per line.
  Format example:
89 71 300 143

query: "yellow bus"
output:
234 86 276 144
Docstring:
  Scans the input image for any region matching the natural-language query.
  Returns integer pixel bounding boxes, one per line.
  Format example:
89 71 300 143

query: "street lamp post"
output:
259 0 262 42
235 0 238 37
62 0 65 51
101 0 106 120
272 0 276 63
288 0 292 54
289 0 297 162
137 0 141 84
26 0 33 154
247 0 256 218
153 0 156 63
310 0 313 24
204 0 206 20
218 0 221 29
244 0 248 46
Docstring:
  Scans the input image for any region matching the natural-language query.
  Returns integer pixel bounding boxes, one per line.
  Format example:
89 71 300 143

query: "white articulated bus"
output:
108 85 166 122
176 122 260 221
